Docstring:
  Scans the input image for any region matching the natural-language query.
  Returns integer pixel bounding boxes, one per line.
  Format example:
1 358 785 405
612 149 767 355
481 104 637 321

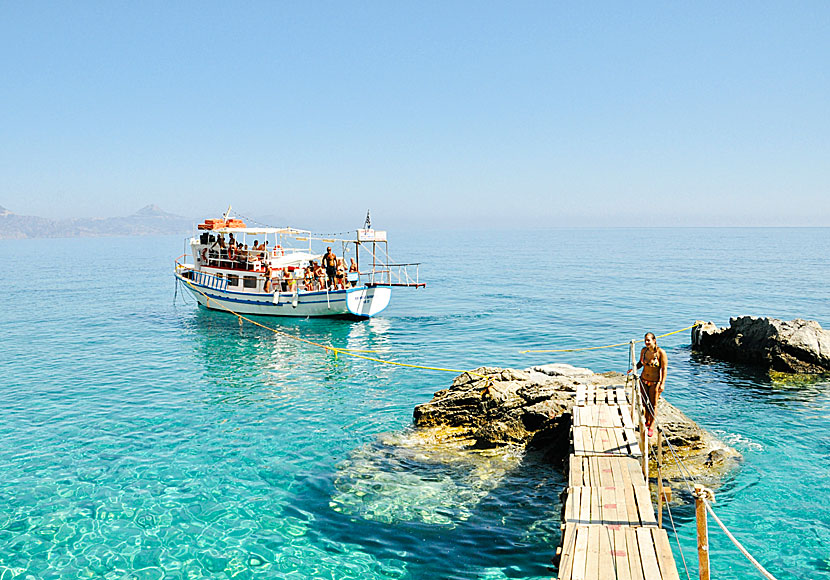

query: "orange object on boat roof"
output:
197 218 247 230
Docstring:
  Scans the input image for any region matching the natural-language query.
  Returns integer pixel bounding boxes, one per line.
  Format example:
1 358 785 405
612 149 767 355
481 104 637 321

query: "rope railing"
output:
630 343 780 580
702 498 778 580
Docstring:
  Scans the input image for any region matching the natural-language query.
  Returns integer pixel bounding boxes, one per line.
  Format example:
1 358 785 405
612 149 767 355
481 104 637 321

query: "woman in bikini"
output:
635 332 667 437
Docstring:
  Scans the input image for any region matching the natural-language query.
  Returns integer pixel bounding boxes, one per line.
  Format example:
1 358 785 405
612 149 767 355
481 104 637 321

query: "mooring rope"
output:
176 274 491 380
519 324 699 354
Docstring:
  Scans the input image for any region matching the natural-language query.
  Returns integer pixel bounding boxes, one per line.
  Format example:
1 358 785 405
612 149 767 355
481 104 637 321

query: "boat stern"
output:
346 286 392 317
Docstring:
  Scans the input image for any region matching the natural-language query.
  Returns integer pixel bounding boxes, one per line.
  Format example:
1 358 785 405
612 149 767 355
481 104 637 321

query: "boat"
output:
174 209 423 318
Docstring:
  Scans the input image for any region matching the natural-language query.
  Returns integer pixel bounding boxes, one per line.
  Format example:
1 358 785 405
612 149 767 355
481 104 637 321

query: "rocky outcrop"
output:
692 317 830 374
413 364 739 484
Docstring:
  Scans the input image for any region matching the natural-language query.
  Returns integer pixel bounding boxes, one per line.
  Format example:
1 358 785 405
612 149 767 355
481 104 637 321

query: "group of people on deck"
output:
201 236 360 292
260 247 360 294
203 233 273 271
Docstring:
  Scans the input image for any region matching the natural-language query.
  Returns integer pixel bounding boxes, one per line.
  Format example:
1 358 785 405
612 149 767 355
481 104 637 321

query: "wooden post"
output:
694 485 711 580
657 429 664 527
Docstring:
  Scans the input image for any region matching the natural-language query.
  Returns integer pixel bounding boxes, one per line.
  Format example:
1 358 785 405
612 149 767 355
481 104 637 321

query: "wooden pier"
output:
557 382 680 580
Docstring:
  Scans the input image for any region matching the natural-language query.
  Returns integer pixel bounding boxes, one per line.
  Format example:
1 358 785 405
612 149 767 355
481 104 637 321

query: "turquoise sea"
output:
1 228 829 580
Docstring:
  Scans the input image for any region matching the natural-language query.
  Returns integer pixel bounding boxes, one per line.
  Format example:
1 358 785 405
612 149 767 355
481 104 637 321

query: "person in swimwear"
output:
322 247 338 290
635 332 667 437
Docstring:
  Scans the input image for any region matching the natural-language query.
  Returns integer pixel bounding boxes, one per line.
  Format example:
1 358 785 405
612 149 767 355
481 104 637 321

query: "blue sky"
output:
2 2 828 228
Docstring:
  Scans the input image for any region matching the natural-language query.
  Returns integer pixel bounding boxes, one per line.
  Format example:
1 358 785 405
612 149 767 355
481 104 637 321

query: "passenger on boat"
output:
263 263 273 293
313 262 325 291
336 258 346 290
347 258 358 287
210 234 225 267
323 247 338 290
284 269 296 292
635 332 667 437
303 267 314 291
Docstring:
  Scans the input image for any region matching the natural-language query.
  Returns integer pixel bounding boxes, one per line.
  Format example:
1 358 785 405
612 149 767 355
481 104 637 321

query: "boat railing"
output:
176 263 229 292
367 262 424 288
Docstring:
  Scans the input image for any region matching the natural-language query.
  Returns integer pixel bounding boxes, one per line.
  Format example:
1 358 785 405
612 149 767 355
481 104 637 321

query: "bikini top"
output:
642 350 661 368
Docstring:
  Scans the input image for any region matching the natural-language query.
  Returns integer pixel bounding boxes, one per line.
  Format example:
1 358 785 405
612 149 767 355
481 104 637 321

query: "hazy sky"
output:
2 2 828 228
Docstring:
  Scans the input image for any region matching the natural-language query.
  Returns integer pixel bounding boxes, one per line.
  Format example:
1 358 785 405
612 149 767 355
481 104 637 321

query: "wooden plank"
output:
652 528 681 580
589 456 601 488
616 457 641 526
578 486 591 524
624 427 642 457
585 525 601 580
607 455 625 488
635 527 662 580
576 385 586 407
569 455 582 486
558 523 578 580
565 487 577 522
585 426 596 455
625 528 645 580
612 526 632 580
589 486 600 526
597 525 616 579
624 455 648 488
597 456 611 488
620 405 634 429
632 481 657 527
571 525 589 580
573 426 585 455
609 425 626 456
601 486 620 525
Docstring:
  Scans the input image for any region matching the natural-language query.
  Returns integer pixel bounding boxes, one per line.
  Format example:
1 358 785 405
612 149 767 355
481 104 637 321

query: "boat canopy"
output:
270 252 323 268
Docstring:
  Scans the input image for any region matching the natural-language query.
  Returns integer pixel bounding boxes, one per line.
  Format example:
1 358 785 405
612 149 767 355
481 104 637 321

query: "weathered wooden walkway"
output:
557 383 680 580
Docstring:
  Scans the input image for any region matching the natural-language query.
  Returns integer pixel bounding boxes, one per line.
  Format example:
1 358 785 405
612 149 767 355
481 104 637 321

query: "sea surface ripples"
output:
1 229 829 579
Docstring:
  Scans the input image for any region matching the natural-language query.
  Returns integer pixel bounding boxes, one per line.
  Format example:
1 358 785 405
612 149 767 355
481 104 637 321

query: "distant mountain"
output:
0 205 195 239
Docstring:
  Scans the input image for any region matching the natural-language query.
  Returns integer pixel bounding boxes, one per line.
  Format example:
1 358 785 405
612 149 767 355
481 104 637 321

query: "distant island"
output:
0 204 195 239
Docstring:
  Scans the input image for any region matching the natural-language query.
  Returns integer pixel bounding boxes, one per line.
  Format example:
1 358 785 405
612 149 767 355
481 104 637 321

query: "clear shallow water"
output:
1 228 828 579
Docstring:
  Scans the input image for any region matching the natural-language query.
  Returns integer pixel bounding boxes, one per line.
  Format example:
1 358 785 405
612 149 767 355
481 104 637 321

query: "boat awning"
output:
270 252 322 268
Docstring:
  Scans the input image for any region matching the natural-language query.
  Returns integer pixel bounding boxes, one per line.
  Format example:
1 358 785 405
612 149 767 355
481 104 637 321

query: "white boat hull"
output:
176 271 392 318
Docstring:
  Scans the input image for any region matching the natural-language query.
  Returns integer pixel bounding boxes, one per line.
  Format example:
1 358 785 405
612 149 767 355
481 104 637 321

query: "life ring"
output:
228 245 237 260
200 248 207 262
272 245 284 257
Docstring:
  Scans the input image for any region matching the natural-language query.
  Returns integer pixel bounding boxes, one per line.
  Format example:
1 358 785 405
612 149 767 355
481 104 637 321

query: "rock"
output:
650 400 740 484
412 366 740 484
532 363 594 377
692 316 830 373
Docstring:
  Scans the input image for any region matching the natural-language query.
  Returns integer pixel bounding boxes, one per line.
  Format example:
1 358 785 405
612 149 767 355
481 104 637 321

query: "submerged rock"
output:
692 317 830 374
413 365 740 485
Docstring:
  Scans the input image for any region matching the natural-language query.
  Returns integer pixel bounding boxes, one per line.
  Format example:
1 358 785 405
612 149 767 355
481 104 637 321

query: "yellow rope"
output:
177 264 697 376
519 323 700 354
178 274 488 379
